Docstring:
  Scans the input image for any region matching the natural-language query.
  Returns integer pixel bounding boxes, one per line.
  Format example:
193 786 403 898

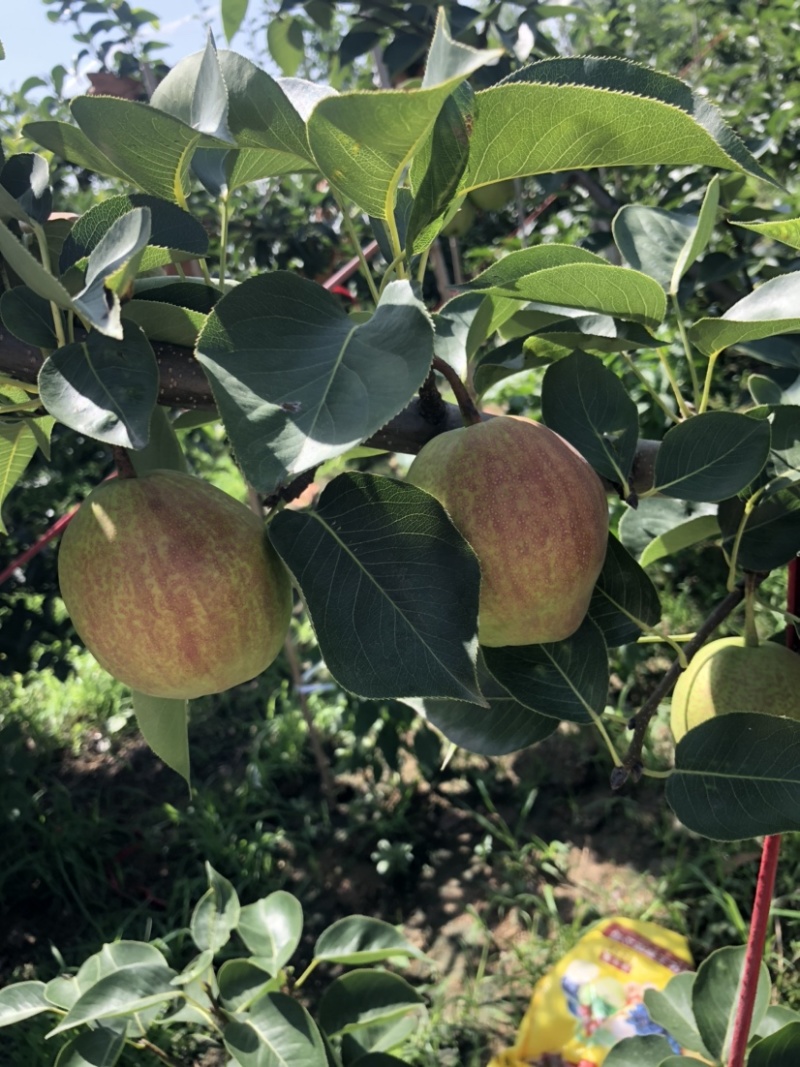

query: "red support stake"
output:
728 558 798 1067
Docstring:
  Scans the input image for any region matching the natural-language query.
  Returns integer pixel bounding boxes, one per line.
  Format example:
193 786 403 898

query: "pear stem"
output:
112 446 137 478
432 357 482 427
743 572 760 648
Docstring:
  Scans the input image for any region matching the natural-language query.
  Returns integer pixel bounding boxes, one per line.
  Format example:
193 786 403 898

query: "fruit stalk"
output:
112 445 137 479
431 356 482 427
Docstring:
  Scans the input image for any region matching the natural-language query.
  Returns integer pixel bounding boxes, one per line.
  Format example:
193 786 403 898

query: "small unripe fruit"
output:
58 470 292 699
670 637 800 743
406 416 609 647
441 199 477 237
469 178 516 212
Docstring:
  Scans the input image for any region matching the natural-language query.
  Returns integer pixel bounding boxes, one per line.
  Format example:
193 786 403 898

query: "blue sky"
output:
0 2 221 93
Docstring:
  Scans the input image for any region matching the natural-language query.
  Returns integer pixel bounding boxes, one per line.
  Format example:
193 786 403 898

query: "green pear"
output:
469 178 516 212
670 637 800 743
406 416 609 647
441 198 477 237
58 470 293 699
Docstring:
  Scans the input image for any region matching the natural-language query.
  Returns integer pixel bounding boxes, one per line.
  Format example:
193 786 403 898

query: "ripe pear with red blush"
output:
58 469 293 699
406 416 609 647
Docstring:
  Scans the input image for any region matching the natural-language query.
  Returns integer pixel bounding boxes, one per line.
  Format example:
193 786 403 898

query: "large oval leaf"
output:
643 973 710 1059
693 946 770 1061
191 863 240 954
588 533 661 646
237 891 303 975
196 275 433 493
463 57 775 191
0 981 50 1027
318 971 423 1036
541 350 639 489
0 421 38 535
667 713 800 840
618 496 718 561
48 964 180 1036
269 473 483 704
223 993 327 1067
482 617 609 724
651 411 770 502
401 656 558 755
53 1026 125 1067
314 916 423 966
718 485 800 572
131 691 190 787
750 1022 800 1066
688 273 800 356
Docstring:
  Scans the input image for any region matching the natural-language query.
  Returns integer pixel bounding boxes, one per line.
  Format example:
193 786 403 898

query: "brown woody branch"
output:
0 327 659 492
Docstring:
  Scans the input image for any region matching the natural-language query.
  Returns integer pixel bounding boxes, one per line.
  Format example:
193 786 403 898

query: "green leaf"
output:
217 959 281 1012
750 1022 800 1064
0 421 38 535
308 27 489 219
588 533 662 646
38 325 159 449
756 1006 800 1040
318 971 424 1036
643 972 710 1058
24 120 133 186
47 964 180 1036
122 300 207 348
267 17 305 77
692 945 770 1060
0 218 75 309
541 351 639 489
223 993 327 1067
603 1034 677 1067
734 216 800 252
688 273 800 356
718 485 800 573
73 207 151 335
69 96 223 205
401 655 558 755
222 0 249 42
613 178 719 294
269 473 483 704
196 275 434 493
482 617 609 724
131 691 190 787
191 863 240 953
54 1026 125 1067
638 513 721 568
668 713 800 840
60 194 208 274
463 246 666 328
651 411 771 501
129 407 188 477
0 286 59 348
0 981 50 1026
0 153 52 225
314 916 423 966
407 82 473 253
153 52 314 178
463 57 776 192
237 891 303 975
619 496 717 560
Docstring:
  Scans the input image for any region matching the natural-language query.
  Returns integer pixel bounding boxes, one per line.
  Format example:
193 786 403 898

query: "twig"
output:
727 835 781 1067
111 446 137 478
611 578 764 788
432 356 482 427
417 370 448 426
264 467 318 511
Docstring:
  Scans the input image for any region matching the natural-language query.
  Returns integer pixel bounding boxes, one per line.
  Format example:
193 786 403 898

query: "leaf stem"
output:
293 959 318 990
32 222 67 349
725 488 764 590
656 346 692 420
670 291 701 407
743 572 760 648
698 349 720 413
432 357 482 427
218 193 230 288
129 1037 183 1067
585 706 623 768
337 197 382 304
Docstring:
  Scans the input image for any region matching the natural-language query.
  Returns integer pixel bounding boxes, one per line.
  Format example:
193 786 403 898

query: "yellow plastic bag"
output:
489 916 693 1067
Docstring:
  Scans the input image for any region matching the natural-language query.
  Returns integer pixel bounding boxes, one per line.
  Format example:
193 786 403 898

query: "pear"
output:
469 178 517 212
406 416 609 647
670 637 800 743
58 470 292 699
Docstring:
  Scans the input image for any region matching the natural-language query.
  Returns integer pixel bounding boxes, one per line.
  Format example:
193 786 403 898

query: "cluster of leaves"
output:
0 862 429 1067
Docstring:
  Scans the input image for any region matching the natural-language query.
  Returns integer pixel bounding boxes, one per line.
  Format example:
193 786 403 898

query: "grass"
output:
2 570 800 1065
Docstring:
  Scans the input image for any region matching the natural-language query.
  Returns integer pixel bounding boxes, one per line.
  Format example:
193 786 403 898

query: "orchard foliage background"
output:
2 1 800 1065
